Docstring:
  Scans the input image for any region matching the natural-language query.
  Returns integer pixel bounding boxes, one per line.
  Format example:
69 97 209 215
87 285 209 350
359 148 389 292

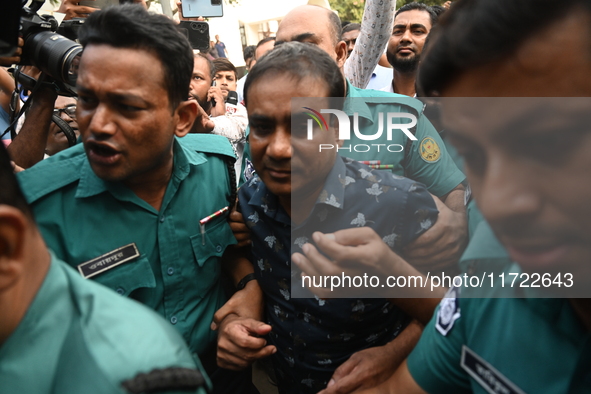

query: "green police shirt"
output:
342 81 465 197
17 134 237 357
406 223 591 394
0 253 210 394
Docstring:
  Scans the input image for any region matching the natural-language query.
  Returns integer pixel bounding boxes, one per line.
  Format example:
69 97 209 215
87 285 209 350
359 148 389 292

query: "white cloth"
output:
366 64 393 91
236 74 247 105
378 82 417 98
211 102 248 184
344 0 396 89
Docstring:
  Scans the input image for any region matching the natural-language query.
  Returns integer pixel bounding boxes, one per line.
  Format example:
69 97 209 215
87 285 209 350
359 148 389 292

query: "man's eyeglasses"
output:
53 104 77 119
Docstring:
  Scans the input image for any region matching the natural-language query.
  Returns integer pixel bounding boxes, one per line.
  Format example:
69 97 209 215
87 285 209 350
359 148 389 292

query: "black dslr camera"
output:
18 0 83 96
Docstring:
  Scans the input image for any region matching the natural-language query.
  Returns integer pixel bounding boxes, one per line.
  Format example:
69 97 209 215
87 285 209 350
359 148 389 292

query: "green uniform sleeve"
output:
406 296 472 393
404 114 466 197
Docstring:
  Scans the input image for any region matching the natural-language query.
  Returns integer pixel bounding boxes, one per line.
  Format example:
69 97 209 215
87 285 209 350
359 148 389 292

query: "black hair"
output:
244 41 345 106
256 37 276 50
78 4 193 110
418 0 584 96
254 37 276 60
430 5 447 17
243 45 256 62
213 57 238 79
342 23 361 36
195 53 215 81
0 144 33 219
396 2 438 27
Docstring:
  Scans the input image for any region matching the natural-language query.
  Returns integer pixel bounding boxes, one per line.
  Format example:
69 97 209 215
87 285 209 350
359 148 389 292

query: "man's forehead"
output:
256 40 275 59
79 44 166 86
441 10 591 98
193 56 211 74
277 7 332 41
342 30 360 39
55 96 76 107
394 9 432 27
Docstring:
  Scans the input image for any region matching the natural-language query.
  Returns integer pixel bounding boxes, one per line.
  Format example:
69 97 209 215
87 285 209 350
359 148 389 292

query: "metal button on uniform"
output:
216 245 223 253
167 267 175 276
159 216 165 223
116 287 125 295
170 316 178 324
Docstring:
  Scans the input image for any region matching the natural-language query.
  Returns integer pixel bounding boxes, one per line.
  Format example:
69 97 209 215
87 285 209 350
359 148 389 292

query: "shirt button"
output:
159 216 165 223
116 287 125 295
170 316 178 324
167 267 175 276
216 245 223 253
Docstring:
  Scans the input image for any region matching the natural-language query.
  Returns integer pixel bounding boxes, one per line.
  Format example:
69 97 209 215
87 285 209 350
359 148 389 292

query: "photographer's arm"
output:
0 68 16 115
7 85 56 168
0 37 23 67
58 0 98 20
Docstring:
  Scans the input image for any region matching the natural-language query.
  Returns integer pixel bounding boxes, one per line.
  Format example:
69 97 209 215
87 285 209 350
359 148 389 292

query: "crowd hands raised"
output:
2 0 590 394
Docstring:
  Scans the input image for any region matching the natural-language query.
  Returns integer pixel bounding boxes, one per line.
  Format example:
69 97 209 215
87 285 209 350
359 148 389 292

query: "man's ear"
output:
0 206 27 291
334 40 348 69
174 100 199 138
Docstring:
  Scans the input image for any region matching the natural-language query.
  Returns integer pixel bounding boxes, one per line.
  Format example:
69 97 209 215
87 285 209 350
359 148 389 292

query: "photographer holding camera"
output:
2 0 151 169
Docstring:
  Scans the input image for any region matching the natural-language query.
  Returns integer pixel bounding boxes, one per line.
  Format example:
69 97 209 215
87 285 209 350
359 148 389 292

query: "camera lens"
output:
23 30 82 88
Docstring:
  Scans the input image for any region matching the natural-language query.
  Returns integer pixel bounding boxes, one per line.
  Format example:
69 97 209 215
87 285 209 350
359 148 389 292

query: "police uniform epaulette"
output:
178 133 236 160
17 144 87 204
362 95 425 116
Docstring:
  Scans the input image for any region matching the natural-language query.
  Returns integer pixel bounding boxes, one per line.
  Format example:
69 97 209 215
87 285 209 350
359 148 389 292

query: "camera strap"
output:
51 114 78 147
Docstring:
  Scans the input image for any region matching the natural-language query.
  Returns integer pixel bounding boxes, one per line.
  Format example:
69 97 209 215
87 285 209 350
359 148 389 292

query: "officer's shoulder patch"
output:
435 286 461 336
179 133 236 159
17 144 86 204
419 137 441 163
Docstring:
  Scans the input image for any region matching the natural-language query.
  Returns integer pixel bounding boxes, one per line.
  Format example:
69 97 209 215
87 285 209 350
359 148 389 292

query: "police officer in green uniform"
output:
332 0 591 392
16 6 258 393
0 143 210 394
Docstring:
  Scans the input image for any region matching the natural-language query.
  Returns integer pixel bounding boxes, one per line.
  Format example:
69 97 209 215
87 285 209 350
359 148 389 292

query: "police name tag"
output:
77 243 140 279
461 346 526 394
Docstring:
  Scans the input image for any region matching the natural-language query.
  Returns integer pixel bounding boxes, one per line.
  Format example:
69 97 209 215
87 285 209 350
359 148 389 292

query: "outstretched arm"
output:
344 0 396 89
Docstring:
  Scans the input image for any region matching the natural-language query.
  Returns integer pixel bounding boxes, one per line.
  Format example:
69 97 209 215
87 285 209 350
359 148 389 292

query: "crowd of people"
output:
1 0 590 393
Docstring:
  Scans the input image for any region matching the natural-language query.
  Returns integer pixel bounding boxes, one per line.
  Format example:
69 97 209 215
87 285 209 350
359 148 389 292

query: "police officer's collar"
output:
75 139 198 203
344 79 426 122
